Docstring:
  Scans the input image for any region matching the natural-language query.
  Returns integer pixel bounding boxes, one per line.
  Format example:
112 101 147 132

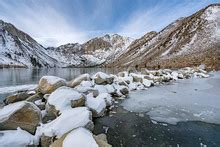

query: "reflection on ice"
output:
122 72 220 125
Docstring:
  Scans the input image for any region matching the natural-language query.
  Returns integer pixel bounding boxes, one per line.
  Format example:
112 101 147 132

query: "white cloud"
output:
118 1 211 38
0 0 215 47
0 1 89 47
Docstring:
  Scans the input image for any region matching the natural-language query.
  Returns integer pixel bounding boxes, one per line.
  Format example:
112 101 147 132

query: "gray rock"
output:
4 92 31 104
0 101 42 134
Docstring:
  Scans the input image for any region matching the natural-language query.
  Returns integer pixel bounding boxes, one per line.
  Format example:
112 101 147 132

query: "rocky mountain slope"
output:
0 20 59 68
0 19 132 67
47 34 132 67
109 4 220 70
0 4 219 69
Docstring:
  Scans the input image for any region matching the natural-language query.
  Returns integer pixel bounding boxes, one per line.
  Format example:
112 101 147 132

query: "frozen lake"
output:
122 71 220 125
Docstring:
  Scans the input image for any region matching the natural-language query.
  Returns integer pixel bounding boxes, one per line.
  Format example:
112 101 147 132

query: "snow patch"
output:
63 127 98 147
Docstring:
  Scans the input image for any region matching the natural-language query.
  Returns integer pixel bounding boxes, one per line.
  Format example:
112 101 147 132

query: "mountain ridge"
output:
0 4 219 69
108 4 220 70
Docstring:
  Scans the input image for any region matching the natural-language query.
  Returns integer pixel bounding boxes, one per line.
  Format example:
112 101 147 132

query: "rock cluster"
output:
0 66 209 146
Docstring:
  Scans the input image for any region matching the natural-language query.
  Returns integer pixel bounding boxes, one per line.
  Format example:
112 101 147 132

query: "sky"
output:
0 0 219 47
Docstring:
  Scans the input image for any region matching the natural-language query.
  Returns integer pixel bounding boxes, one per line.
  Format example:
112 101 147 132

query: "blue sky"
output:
0 0 219 47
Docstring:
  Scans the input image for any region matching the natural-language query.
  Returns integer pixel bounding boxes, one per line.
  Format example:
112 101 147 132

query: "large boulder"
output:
130 73 143 83
4 92 31 104
142 79 153 88
46 86 85 115
26 92 44 102
93 72 114 85
67 74 90 88
0 101 42 134
86 93 106 117
38 76 67 94
50 127 99 147
37 107 94 138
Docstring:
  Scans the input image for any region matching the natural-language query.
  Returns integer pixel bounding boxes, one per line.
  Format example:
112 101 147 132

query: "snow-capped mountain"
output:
0 19 132 67
0 4 219 69
47 34 133 67
109 4 220 70
0 20 59 68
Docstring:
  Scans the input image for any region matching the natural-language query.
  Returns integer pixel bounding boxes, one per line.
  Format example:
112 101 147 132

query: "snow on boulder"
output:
0 101 41 134
128 83 138 91
97 93 113 106
38 76 67 94
94 85 108 94
4 91 31 104
130 73 143 83
0 128 38 147
105 84 117 95
171 71 179 80
142 79 153 88
51 127 98 147
113 84 129 96
194 72 210 78
93 72 114 85
80 80 94 87
47 87 85 114
74 81 98 96
67 74 90 88
86 93 106 117
37 107 93 138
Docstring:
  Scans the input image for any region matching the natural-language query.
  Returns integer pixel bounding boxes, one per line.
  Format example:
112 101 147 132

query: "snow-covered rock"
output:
93 72 114 85
97 93 113 106
142 79 153 88
4 91 31 104
86 93 106 117
94 85 108 94
37 107 93 138
47 86 85 114
128 83 138 91
0 101 41 134
38 76 67 94
105 84 117 95
0 128 38 147
68 74 90 88
59 127 99 147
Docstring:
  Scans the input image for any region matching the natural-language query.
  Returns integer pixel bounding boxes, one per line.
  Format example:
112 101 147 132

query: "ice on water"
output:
122 72 220 125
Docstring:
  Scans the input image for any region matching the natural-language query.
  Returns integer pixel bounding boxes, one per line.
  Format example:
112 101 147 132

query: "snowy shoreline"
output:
0 66 210 146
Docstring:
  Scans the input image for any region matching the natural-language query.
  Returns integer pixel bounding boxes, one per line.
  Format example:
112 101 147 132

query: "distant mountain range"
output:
0 4 219 69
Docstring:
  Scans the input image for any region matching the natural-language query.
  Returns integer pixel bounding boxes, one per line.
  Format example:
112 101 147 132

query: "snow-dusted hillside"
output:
47 34 133 67
0 20 59 68
109 4 220 70
0 4 219 69
0 19 132 68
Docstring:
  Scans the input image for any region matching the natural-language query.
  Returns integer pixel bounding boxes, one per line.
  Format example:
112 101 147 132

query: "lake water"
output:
0 68 122 101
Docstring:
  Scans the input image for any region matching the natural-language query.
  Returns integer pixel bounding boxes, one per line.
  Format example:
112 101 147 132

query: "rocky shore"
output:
0 66 210 146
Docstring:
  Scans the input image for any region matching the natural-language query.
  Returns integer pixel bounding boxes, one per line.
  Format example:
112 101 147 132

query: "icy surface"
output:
37 107 92 138
122 72 220 125
63 127 98 147
0 84 37 94
0 128 37 147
